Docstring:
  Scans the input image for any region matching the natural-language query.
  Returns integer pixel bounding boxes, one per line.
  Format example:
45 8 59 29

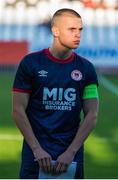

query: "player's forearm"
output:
13 108 42 152
67 111 98 155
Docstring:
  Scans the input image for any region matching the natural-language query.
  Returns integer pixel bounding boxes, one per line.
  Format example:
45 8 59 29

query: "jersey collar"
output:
44 48 75 64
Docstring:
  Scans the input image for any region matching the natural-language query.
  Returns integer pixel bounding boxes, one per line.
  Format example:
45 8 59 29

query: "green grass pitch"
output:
0 73 118 178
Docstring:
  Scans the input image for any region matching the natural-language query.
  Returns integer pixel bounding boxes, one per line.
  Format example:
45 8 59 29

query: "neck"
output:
49 44 72 60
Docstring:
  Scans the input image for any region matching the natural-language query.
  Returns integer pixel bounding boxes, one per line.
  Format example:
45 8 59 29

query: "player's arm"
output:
55 84 99 173
67 97 99 154
12 92 52 172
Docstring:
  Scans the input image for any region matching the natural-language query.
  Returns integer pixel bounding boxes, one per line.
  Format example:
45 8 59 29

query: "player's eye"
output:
69 28 76 31
79 27 83 31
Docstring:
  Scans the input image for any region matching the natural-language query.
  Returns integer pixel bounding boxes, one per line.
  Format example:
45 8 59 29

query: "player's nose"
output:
75 31 81 38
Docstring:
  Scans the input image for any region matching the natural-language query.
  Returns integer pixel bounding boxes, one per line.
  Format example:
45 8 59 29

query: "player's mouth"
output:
73 40 80 44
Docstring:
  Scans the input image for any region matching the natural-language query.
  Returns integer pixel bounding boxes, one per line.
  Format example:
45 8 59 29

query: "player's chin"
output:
71 42 80 49
66 43 79 49
71 44 79 49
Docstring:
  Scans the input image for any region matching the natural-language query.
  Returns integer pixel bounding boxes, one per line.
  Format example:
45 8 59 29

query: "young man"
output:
12 8 99 179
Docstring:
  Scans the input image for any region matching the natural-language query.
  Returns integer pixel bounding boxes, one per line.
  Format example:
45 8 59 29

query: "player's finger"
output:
61 163 68 172
59 164 65 173
41 158 48 172
46 157 52 172
38 159 43 170
55 162 63 174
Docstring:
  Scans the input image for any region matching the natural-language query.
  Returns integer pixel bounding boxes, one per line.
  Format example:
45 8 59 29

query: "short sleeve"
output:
12 56 33 93
85 62 98 87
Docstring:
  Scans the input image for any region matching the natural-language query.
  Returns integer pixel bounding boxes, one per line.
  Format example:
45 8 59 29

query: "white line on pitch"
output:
99 75 118 96
0 134 118 143
0 134 22 141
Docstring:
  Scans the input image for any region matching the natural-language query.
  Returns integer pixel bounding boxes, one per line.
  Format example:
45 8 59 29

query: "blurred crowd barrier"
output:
0 0 118 72
0 24 118 69
0 41 28 65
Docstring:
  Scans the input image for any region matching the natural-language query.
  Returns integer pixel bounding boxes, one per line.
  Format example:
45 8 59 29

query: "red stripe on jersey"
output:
12 88 32 93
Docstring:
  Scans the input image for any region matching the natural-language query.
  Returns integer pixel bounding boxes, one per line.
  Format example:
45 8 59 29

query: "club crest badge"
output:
71 70 82 81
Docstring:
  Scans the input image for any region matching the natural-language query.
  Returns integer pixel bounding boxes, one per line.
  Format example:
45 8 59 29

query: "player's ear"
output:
51 26 59 37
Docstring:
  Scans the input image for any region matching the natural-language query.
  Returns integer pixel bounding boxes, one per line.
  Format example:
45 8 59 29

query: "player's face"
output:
52 15 83 49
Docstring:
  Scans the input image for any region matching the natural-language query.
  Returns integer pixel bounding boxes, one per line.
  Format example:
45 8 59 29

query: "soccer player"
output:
12 8 99 179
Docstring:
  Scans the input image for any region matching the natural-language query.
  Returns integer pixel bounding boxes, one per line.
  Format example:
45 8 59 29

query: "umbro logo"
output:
38 70 48 77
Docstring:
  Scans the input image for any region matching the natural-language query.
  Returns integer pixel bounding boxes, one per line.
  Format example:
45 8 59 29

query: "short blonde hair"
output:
51 8 81 27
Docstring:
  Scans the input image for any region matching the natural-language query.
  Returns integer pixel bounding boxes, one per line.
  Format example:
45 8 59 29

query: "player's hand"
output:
54 149 75 174
33 146 52 173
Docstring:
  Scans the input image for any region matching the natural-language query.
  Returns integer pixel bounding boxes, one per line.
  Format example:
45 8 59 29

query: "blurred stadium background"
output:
0 0 118 178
